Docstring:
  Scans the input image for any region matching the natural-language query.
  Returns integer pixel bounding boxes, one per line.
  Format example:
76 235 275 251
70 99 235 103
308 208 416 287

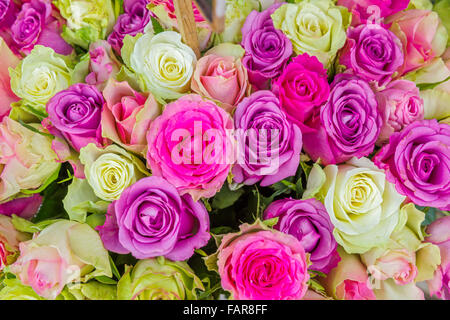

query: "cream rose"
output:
304 157 406 254
130 31 197 100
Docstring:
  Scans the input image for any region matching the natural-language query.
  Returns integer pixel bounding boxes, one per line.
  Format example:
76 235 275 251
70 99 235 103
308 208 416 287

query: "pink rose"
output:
362 248 418 285
322 247 376 300
85 41 120 91
0 38 20 121
149 0 205 22
146 94 234 201
217 222 309 300
337 0 409 26
101 79 160 155
426 216 450 300
0 194 43 219
376 79 424 145
0 215 29 271
386 10 448 76
191 45 251 113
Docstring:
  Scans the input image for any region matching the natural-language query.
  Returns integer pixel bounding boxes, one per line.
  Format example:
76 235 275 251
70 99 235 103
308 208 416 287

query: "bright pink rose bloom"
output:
85 41 120 91
10 0 72 55
426 216 450 300
386 10 449 76
0 38 20 121
322 247 376 300
217 222 309 300
0 194 42 219
272 53 330 134
146 94 234 201
375 79 424 145
101 79 160 155
337 0 409 26
191 52 250 113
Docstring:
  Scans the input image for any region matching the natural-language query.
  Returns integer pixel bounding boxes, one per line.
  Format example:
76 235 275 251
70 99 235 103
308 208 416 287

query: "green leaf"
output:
262 217 279 228
210 226 234 235
109 255 121 280
195 249 208 257
151 16 164 34
20 164 61 195
12 215 62 234
211 183 245 210
17 120 54 138
94 276 117 285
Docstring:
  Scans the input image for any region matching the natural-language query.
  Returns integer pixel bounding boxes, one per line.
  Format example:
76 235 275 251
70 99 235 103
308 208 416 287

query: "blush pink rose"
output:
322 247 376 300
85 41 120 91
0 215 29 271
426 216 450 300
0 38 20 121
376 79 424 145
146 94 234 201
101 79 160 155
191 46 250 113
217 222 309 300
386 10 449 76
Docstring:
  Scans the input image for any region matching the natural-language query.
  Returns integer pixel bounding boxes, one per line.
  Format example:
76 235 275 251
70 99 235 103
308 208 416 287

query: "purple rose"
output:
340 23 403 85
241 4 292 90
232 91 302 186
45 83 105 152
264 198 340 273
10 0 71 55
0 194 42 219
107 0 151 54
0 0 18 30
97 176 211 261
374 120 450 210
303 73 381 165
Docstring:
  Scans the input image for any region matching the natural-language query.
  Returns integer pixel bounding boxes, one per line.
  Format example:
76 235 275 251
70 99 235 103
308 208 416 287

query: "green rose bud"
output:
117 257 204 300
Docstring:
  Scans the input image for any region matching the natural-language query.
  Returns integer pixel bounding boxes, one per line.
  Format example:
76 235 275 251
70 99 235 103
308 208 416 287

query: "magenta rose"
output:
217 222 309 300
150 0 205 22
264 198 340 273
0 0 18 30
232 91 302 186
107 0 151 54
97 176 210 261
146 94 234 201
303 73 381 165
10 0 72 55
374 119 450 210
0 194 42 219
375 79 424 145
241 4 292 90
272 53 330 134
337 0 409 26
340 23 403 85
426 216 450 300
45 83 106 152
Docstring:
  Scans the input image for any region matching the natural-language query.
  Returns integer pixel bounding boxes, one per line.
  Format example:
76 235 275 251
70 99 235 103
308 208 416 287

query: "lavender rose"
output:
264 198 340 273
374 119 450 210
107 0 151 54
97 176 210 261
375 79 424 145
232 91 302 186
241 4 292 90
46 83 105 152
303 73 381 165
340 23 403 85
10 0 71 55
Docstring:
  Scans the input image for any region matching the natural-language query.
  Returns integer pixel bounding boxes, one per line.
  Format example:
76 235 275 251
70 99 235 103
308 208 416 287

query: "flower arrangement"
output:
0 0 449 300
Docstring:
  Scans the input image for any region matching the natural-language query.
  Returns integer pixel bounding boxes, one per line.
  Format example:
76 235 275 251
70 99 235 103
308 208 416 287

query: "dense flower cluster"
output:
0 0 449 301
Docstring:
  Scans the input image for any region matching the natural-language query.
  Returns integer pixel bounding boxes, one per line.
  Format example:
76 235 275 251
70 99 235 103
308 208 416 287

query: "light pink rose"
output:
85 41 120 91
0 194 43 219
101 79 160 155
0 215 29 271
426 216 450 300
191 46 250 113
386 10 448 76
0 38 20 121
217 222 309 300
376 79 424 145
322 247 376 300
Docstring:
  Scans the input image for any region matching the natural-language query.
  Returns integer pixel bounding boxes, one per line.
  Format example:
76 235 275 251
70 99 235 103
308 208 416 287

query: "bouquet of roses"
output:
0 0 449 301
